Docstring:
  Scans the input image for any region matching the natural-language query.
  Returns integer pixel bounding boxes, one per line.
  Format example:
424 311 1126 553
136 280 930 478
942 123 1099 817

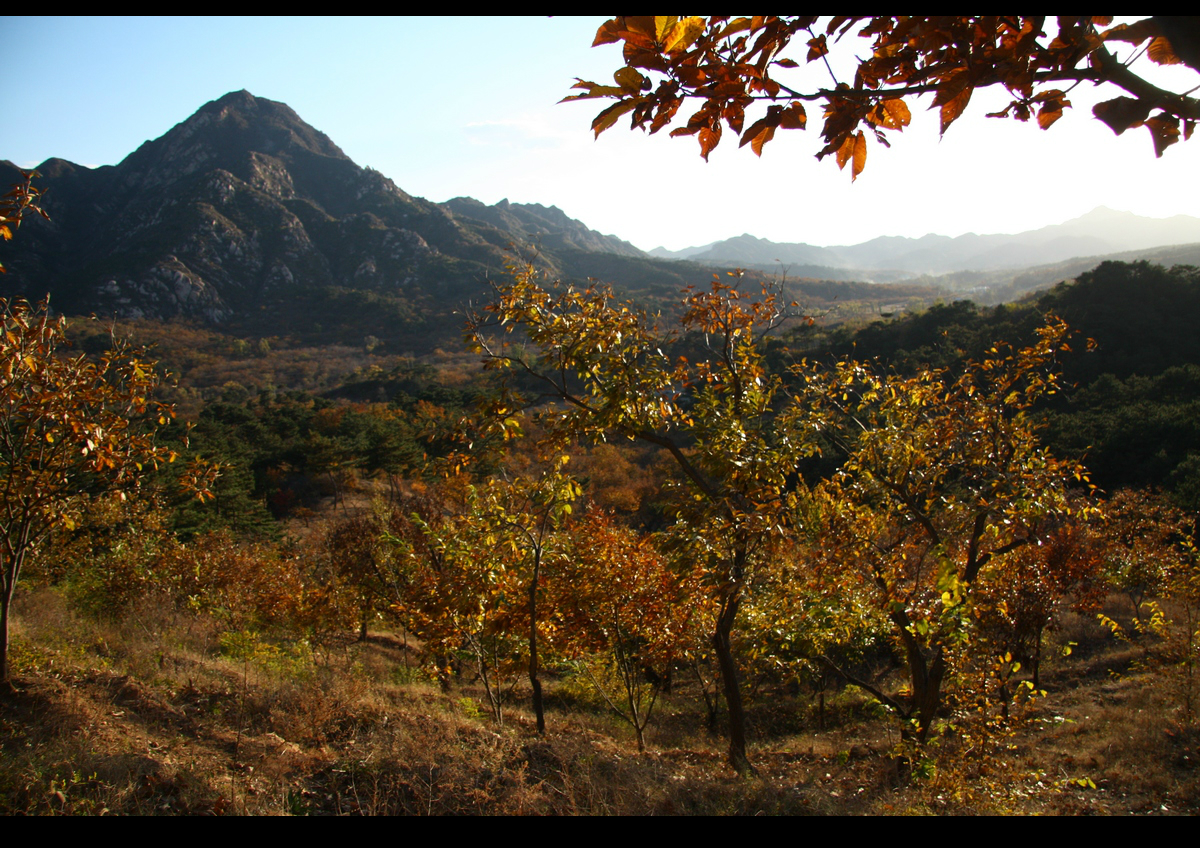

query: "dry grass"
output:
2 586 1197 815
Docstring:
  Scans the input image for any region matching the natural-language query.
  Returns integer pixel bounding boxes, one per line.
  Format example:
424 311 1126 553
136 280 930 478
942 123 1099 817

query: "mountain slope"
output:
0 91 648 337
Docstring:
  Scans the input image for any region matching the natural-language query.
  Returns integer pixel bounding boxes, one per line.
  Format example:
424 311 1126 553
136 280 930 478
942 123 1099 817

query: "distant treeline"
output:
791 260 1200 508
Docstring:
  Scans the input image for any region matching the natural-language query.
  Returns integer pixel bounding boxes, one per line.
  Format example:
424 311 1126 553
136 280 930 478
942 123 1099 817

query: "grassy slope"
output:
3 586 1197 815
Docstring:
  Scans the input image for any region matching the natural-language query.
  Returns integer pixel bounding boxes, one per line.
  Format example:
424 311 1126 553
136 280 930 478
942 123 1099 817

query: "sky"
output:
2 16 1199 252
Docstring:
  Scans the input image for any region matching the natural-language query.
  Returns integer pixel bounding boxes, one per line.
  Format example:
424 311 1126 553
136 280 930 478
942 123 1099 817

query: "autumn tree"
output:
1096 489 1200 719
972 516 1107 689
1099 487 1197 629
568 16 1199 178
556 508 708 751
325 501 403 641
382 488 478 691
0 297 212 686
801 319 1096 741
469 264 819 772
738 510 889 729
387 466 578 729
465 456 580 733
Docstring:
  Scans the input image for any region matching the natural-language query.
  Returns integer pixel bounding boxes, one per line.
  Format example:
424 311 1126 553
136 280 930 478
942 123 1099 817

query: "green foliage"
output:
218 628 315 679
171 381 476 535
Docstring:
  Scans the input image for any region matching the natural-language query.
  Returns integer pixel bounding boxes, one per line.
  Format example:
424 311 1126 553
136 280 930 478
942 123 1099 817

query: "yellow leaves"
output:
592 18 624 47
613 66 647 92
741 118 775 157
1035 90 1070 130
1145 113 1182 158
660 16 705 54
869 98 910 130
0 169 48 274
590 99 639 138
2 295 185 535
1147 36 1182 66
1100 18 1159 47
779 102 807 130
576 16 1197 175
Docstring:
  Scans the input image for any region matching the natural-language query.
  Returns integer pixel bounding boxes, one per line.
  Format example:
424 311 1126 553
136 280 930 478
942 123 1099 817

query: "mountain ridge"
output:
651 207 1200 276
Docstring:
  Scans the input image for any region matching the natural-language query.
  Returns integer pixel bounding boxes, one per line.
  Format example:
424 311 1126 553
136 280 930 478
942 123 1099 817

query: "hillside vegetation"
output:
3 259 1200 814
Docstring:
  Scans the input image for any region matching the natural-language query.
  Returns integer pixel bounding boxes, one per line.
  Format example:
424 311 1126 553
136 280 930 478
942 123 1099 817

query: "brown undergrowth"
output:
1 587 1196 815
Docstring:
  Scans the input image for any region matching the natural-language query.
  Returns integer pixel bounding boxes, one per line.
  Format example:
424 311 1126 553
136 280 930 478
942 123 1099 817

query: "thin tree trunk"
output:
692 658 721 735
1 547 25 688
529 548 545 734
1032 625 1044 690
712 588 753 774
0 591 11 688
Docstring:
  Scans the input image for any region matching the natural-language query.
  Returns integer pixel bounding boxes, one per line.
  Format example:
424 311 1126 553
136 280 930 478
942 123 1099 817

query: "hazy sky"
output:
3 16 1198 251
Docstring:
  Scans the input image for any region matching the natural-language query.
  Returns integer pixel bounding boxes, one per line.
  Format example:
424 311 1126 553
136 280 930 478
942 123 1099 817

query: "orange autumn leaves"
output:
567 16 1198 179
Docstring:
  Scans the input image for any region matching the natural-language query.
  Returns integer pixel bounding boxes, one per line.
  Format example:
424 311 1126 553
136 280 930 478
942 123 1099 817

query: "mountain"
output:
442 197 642 257
655 208 1200 277
0 91 652 340
662 234 843 268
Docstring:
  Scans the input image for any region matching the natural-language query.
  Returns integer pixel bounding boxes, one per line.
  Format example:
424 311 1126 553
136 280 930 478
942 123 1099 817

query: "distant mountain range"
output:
3 90 1198 342
650 208 1200 278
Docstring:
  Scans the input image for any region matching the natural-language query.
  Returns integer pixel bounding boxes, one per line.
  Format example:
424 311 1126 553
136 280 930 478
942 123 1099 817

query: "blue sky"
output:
3 16 1199 251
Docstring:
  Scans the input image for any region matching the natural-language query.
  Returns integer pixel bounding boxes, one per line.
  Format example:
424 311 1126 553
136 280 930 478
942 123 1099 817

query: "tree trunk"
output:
529 548 545 734
0 590 11 688
712 589 753 774
909 646 946 744
692 658 721 735
1 548 24 689
1032 625 1044 690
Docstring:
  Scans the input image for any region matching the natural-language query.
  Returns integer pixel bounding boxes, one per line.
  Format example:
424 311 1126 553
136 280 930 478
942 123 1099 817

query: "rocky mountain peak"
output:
0 92 653 337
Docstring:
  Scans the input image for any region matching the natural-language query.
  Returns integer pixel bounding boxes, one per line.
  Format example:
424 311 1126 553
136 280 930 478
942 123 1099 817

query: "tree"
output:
325 502 402 641
556 508 707 751
387 464 578 729
466 455 580 734
567 16 1200 178
469 264 819 772
802 318 1096 741
0 297 211 685
972 517 1107 690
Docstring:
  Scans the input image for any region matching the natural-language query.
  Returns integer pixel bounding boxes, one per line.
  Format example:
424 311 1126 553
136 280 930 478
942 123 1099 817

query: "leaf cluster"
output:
568 16 1199 177
1 297 182 543
0 170 49 274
